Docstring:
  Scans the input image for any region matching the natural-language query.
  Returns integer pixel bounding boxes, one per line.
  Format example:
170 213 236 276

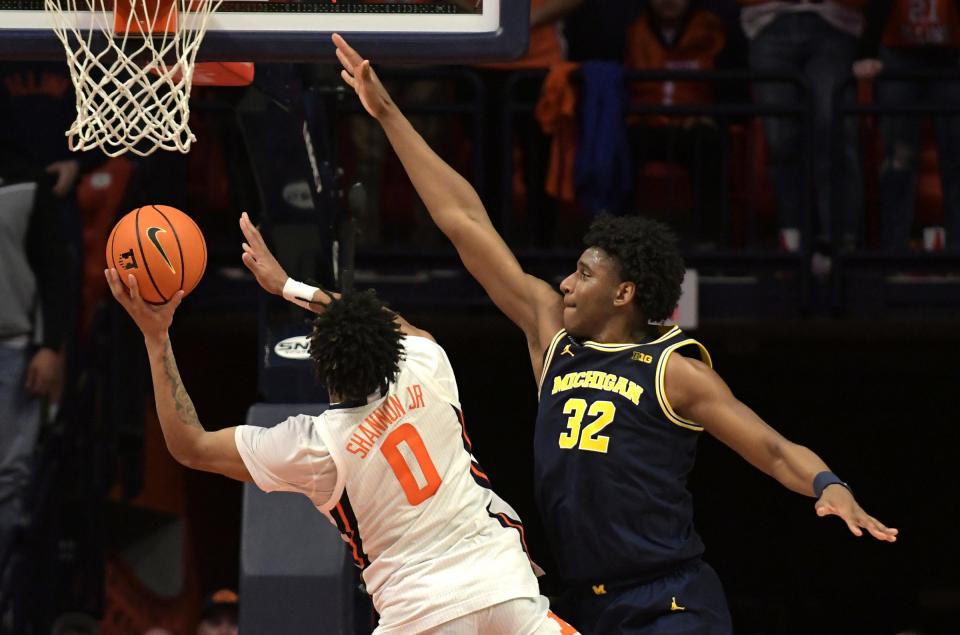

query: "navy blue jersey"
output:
534 326 712 586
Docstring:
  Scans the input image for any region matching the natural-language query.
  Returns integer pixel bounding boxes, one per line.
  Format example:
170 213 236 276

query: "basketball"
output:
105 204 207 304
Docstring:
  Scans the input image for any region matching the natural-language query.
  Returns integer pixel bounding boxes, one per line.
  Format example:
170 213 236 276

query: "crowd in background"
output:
402 0 960 262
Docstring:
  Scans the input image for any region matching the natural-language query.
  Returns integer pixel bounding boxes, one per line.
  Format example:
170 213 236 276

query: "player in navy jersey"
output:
334 34 898 635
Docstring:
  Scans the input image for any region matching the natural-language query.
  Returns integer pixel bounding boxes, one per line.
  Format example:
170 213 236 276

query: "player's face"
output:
559 248 624 338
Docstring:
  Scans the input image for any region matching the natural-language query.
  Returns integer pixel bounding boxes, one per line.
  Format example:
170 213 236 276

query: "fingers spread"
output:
335 47 355 75
239 215 257 244
845 518 864 537
341 69 357 90
864 517 898 542
249 226 267 250
239 212 268 252
867 516 892 533
332 33 363 67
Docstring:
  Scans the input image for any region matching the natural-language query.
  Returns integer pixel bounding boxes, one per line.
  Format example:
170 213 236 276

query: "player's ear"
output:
613 281 636 307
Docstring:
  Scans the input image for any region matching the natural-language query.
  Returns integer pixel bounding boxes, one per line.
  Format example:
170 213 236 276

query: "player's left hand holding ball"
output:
104 268 183 342
815 485 898 543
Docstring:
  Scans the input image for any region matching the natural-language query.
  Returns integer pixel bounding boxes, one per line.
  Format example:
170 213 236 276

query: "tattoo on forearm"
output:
161 339 203 431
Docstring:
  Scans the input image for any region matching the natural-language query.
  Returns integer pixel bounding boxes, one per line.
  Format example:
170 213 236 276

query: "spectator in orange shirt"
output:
625 0 727 248
855 0 960 251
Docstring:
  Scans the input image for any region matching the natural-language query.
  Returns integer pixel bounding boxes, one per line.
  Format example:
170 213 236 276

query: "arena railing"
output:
332 65 487 205
501 68 813 248
501 68 816 317
330 65 818 318
831 71 960 315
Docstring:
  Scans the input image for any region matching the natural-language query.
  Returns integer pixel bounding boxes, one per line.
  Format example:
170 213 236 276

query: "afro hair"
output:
308 290 405 401
583 215 685 322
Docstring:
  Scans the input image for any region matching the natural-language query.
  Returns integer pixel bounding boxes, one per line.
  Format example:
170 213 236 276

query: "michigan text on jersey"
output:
551 371 644 405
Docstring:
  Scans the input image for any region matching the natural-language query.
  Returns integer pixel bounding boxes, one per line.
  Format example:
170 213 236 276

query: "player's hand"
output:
815 485 898 542
332 33 396 120
24 347 63 400
45 159 81 197
239 212 288 296
104 268 183 343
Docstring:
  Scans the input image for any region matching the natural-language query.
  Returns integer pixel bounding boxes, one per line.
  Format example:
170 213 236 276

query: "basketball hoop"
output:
44 0 224 157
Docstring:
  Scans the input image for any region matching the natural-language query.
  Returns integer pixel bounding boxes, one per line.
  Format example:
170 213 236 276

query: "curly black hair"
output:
583 215 685 322
308 290 405 402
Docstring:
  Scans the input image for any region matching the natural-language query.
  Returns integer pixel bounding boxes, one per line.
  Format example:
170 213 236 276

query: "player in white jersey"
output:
102 214 578 635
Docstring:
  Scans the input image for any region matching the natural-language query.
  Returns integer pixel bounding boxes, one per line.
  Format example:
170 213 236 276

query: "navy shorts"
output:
555 560 732 635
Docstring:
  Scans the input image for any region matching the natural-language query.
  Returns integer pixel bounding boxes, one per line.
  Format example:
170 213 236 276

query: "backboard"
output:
0 0 529 63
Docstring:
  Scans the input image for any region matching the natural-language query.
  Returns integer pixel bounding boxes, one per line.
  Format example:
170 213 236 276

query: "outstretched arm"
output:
104 269 251 481
665 355 898 542
239 211 334 312
332 34 563 372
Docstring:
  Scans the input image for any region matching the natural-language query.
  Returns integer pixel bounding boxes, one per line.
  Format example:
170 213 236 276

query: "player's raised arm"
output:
103 268 252 482
331 34 563 362
239 212 335 312
664 355 899 543
240 212 433 340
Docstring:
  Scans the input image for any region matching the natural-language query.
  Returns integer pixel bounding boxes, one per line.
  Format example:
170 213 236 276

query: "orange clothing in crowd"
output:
625 10 726 125
481 0 564 69
883 0 960 47
535 61 579 202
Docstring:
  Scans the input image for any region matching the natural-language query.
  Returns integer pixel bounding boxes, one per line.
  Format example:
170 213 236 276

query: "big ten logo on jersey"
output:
632 352 653 364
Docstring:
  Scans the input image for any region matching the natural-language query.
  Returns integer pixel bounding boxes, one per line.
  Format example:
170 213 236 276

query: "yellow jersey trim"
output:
583 326 682 352
655 339 713 432
538 329 568 396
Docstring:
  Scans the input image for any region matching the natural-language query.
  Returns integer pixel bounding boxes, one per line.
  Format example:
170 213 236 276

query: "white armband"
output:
282 278 321 310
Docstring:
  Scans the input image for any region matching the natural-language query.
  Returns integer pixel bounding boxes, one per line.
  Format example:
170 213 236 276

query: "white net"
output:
44 0 223 157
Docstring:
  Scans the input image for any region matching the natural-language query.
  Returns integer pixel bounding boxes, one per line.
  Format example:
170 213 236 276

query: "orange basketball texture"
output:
105 205 207 304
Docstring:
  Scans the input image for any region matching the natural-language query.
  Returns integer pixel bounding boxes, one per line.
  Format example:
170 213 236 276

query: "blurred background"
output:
0 0 958 634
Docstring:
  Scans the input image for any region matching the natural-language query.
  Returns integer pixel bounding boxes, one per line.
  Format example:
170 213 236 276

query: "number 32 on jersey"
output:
558 398 616 453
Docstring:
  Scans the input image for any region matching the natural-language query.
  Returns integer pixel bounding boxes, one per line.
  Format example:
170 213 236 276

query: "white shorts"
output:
420 596 578 635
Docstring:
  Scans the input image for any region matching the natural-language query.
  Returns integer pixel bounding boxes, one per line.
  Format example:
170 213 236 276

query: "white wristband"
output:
282 278 320 310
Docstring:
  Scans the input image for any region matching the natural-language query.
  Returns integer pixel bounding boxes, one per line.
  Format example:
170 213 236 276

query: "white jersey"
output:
236 336 540 634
